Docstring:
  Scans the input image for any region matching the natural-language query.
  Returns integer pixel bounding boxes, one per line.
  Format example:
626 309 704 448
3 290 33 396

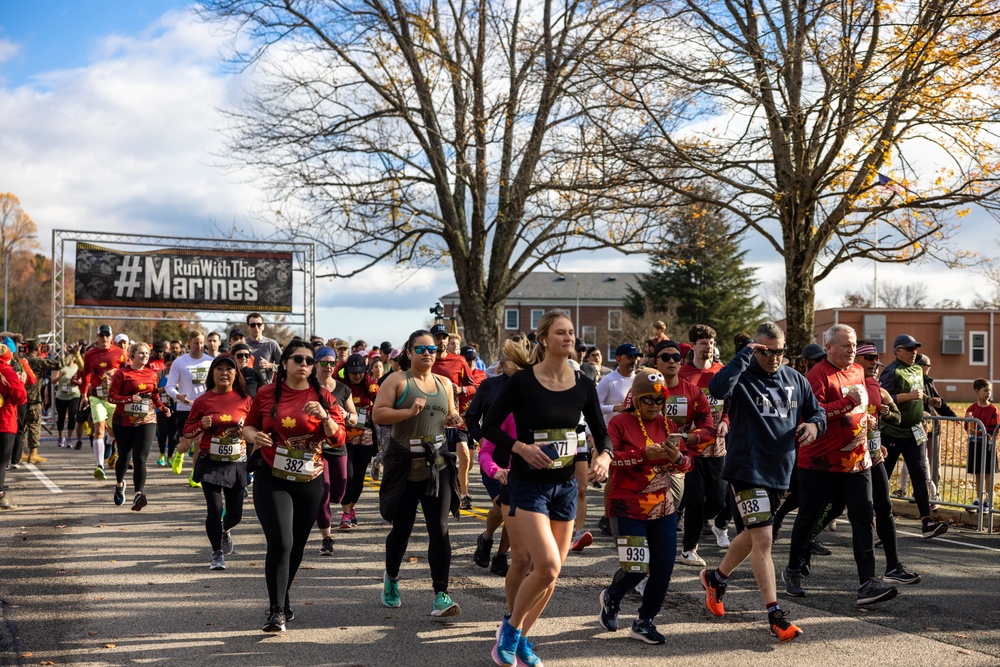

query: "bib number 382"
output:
735 488 771 526
271 445 316 482
617 535 650 573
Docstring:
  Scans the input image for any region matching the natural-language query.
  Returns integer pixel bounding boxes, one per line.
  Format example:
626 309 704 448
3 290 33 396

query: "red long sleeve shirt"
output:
183 389 254 452
109 367 167 426
82 346 127 398
799 360 869 473
679 362 728 456
0 361 27 433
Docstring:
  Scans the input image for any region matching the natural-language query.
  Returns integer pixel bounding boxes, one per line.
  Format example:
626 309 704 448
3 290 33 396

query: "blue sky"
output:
0 2 991 345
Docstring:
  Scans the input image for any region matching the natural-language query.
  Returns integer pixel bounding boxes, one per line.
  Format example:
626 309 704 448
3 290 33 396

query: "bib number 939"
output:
617 535 650 573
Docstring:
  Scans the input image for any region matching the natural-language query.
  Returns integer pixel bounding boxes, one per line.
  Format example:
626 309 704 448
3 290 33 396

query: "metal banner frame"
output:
52 230 316 345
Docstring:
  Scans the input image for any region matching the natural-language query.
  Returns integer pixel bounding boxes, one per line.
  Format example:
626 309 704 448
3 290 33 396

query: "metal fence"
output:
886 415 996 533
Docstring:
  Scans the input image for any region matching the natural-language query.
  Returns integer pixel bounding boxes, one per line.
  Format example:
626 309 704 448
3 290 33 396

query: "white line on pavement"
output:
24 463 63 494
898 529 1000 552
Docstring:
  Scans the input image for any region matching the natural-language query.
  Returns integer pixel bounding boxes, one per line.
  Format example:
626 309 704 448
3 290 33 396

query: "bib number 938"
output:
735 488 771 526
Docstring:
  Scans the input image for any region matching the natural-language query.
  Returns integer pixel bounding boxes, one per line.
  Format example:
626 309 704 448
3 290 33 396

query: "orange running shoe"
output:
700 569 726 617
768 609 803 643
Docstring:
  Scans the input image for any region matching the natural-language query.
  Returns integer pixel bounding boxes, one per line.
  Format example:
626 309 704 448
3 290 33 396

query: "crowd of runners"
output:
0 311 957 665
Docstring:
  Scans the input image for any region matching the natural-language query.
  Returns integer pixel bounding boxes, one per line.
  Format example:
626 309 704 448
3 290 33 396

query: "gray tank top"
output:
391 371 449 446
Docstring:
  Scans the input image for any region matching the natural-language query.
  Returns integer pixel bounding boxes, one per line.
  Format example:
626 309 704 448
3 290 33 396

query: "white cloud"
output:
0 39 19 65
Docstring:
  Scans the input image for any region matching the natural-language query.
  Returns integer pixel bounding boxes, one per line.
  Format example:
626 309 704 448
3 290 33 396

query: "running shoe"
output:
0 493 16 510
157 455 167 467
320 536 334 556
783 567 805 597
811 538 832 556
262 605 286 632
339 513 352 530
131 492 147 512
105 452 118 468
474 532 494 568
74 440 82 450
490 552 510 577
381 571 401 608
94 465 106 480
492 618 520 667
597 515 612 536
221 530 234 555
496 612 512 641
711 525 731 548
856 577 897 605
350 508 358 527
430 591 461 618
630 618 666 645
570 529 593 552
113 482 126 506
700 569 726 617
678 550 706 567
921 520 948 539
768 608 803 642
460 495 473 510
598 588 619 631
283 605 295 622
210 550 226 571
883 565 921 585
516 635 543 666
188 470 201 488
170 451 184 475
8 462 19 469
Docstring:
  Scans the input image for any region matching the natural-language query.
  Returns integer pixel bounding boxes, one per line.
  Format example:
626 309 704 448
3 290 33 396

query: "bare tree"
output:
598 0 1000 353
843 281 929 308
202 0 668 360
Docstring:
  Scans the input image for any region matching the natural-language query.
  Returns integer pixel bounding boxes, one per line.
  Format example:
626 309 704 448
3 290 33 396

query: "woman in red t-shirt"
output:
183 355 254 571
108 343 170 511
243 340 345 633
339 353 379 529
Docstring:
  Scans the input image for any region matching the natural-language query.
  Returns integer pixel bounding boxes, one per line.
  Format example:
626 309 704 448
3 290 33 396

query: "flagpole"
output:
873 220 879 308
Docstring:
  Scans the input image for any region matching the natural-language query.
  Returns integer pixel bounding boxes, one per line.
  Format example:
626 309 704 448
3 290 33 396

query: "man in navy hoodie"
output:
700 322 826 643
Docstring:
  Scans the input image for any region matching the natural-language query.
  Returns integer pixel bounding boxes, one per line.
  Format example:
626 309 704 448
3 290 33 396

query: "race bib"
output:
911 425 928 446
190 366 209 385
616 535 650 573
209 436 246 462
409 434 445 454
867 430 882 454
702 388 723 417
735 488 771 526
664 397 689 419
123 399 151 416
356 408 367 427
95 385 108 399
271 445 316 482
534 428 577 469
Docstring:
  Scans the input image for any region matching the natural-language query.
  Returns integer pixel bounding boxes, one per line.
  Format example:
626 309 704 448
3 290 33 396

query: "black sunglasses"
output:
860 354 879 362
758 347 786 358
639 396 666 406
248 322 264 328
658 352 683 363
289 354 315 366
234 353 251 360
97 332 111 338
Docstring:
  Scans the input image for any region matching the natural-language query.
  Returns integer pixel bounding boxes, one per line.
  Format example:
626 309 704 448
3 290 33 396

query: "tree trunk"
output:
458 297 503 366
784 256 817 357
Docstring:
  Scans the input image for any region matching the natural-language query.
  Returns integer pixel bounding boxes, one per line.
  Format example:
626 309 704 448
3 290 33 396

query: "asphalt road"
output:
3 438 1000 667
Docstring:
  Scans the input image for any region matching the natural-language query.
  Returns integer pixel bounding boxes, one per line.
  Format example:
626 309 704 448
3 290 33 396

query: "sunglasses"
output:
318 360 337 367
860 354 879 362
639 396 666 406
97 332 111 338
413 345 438 355
234 353 251 360
757 347 786 358
658 352 683 363
901 346 919 352
289 354 315 366
248 322 264 328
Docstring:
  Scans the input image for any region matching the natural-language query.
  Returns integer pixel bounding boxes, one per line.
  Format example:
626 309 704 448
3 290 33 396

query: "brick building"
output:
811 307 998 401
439 272 639 358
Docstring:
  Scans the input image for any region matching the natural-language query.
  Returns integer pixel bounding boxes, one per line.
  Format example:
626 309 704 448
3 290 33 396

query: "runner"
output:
314 345 355 555
244 313 283 383
23 340 61 463
0 342 27 509
166 330 214 486
182 355 254 571
595 344 641 536
108 343 171 511
54 344 84 449
205 331 222 358
80 325 127 480
701 322 825 642
155 353 177 465
599 368 693 644
339 353 379 530
372 330 464 618
244 340 345 632
230 342 266 398
484 311 612 667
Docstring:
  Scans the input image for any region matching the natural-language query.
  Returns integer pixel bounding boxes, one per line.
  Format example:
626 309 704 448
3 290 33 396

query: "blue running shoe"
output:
492 618 520 667
516 635 543 667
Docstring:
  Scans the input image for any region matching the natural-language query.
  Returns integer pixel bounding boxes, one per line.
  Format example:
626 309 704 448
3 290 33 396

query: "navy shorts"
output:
507 474 577 522
481 470 503 500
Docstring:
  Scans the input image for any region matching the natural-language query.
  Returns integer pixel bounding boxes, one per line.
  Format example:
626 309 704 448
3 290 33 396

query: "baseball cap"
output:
429 324 449 337
389 348 401 360
801 343 826 361
892 334 921 349
97 324 112 335
230 342 252 356
345 353 367 374
460 345 477 363
380 341 393 354
575 338 587 352
114 333 129 344
615 343 641 358
228 328 244 339
334 338 349 350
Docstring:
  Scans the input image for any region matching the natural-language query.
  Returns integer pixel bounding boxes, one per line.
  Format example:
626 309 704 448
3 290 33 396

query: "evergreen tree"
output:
626 202 765 359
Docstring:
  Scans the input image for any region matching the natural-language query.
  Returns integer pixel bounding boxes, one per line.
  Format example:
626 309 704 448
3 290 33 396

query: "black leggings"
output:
202 482 245 551
157 411 177 456
681 456 727 551
253 472 324 608
344 445 375 505
384 466 454 593
0 432 14 491
112 422 156 493
168 410 189 457
56 397 79 432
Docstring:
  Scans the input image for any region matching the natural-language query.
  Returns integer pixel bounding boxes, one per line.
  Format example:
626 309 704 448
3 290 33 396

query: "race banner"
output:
74 243 294 312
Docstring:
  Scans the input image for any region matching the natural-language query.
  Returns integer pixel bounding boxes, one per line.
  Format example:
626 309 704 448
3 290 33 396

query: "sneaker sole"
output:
431 604 461 618
629 628 665 644
381 594 401 608
571 533 594 552
700 570 725 617
131 495 147 512
210 564 226 571
491 642 516 667
922 523 948 539
598 590 618 631
94 469 106 480
262 623 285 633
883 574 922 585
857 587 898 605
771 625 803 642
678 556 706 567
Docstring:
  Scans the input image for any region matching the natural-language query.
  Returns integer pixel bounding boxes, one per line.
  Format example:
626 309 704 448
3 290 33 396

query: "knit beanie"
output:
631 367 667 400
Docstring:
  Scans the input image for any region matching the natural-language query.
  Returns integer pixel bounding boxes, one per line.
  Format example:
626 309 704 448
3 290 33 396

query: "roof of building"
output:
441 272 639 302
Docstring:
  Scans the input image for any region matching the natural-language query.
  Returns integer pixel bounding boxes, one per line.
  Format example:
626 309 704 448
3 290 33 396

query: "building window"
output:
530 309 544 330
582 325 596 346
505 309 519 331
608 309 622 331
970 331 987 366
